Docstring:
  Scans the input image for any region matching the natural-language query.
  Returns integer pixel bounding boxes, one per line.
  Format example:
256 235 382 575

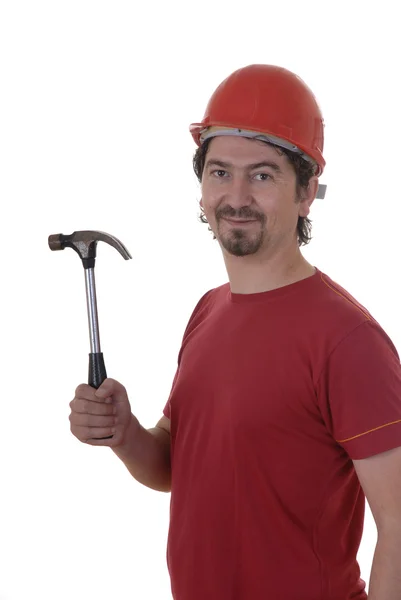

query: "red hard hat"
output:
190 64 325 177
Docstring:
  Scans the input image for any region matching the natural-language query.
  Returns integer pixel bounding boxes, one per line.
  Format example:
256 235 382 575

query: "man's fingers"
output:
73 426 116 442
70 379 131 448
70 398 116 416
74 383 113 404
74 383 96 399
94 378 127 401
70 413 116 428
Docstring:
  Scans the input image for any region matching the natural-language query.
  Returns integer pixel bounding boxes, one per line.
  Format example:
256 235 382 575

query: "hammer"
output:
48 230 132 436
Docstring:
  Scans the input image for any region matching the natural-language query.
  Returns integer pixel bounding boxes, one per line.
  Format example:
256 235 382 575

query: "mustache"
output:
216 206 265 222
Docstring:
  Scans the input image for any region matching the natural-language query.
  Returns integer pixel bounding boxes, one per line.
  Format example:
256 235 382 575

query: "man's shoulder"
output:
307 270 386 354
315 270 374 322
195 282 230 310
183 283 229 334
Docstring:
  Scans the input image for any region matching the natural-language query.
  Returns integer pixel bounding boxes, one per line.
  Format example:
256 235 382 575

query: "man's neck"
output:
222 248 316 294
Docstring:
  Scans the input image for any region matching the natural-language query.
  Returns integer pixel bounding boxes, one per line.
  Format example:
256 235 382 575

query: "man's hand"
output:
69 378 135 447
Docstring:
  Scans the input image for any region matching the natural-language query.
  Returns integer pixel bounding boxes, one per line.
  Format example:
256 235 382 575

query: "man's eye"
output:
212 170 227 178
254 173 271 181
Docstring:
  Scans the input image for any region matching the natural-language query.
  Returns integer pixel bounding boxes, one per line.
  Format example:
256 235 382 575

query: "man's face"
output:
200 136 315 258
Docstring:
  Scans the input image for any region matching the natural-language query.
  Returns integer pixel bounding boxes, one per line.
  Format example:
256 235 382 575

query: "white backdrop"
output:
0 1 400 598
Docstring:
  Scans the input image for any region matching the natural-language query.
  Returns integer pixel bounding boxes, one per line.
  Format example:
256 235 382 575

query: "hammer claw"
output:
48 230 132 261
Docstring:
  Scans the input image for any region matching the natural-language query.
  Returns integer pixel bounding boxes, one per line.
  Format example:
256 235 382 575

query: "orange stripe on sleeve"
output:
336 419 401 443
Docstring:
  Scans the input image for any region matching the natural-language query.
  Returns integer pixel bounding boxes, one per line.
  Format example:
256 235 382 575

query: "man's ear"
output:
298 176 319 217
200 197 204 209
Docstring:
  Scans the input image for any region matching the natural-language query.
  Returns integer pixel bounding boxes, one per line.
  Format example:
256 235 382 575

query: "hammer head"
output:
48 230 132 265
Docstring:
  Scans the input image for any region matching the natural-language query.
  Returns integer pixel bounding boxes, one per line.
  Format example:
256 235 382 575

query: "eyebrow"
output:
204 159 283 173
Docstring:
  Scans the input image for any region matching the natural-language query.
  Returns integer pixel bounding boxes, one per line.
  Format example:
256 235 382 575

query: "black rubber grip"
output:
88 352 107 389
88 353 113 440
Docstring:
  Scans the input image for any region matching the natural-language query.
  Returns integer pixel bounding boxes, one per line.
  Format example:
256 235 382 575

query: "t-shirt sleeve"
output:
162 289 214 420
316 320 401 460
163 369 178 420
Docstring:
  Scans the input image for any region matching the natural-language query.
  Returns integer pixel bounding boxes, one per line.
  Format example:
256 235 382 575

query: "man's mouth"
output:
222 217 258 224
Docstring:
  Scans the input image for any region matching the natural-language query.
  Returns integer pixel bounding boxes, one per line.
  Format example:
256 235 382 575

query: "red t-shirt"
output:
163 269 401 600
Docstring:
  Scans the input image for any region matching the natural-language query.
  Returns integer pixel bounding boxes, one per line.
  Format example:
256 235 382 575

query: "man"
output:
69 65 401 600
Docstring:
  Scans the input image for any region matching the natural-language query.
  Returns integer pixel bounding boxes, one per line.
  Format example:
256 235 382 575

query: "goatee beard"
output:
219 227 265 256
216 206 266 257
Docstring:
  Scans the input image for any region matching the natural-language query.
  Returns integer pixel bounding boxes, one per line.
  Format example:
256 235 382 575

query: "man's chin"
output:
219 236 262 257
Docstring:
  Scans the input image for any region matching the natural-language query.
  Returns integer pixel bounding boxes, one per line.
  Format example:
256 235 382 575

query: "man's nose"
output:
226 176 253 208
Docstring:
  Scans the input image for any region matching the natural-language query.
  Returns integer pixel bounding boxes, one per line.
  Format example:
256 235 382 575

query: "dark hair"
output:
193 137 315 246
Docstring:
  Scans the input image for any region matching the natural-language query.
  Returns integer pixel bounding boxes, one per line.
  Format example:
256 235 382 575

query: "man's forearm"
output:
368 529 401 599
112 415 171 492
